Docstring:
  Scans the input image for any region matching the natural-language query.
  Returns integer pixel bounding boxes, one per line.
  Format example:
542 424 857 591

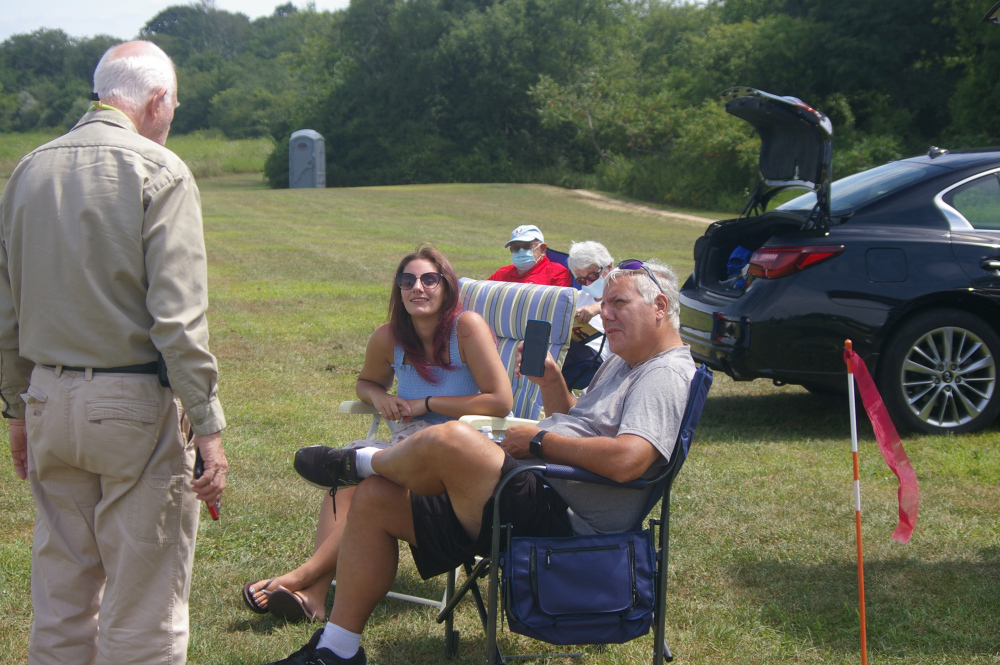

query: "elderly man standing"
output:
266 260 693 665
0 41 227 665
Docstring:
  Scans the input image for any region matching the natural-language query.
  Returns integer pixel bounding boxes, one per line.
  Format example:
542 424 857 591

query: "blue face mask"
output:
512 248 538 271
580 276 605 299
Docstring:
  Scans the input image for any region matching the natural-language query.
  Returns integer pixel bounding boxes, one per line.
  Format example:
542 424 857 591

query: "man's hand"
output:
513 341 561 387
501 424 541 459
8 419 27 480
191 431 227 505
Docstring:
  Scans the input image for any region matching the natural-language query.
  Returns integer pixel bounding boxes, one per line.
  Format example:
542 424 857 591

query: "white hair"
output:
607 260 680 330
93 41 176 114
567 241 613 274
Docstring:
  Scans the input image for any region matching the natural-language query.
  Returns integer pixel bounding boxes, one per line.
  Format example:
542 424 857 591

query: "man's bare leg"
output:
371 420 506 537
328 421 505 633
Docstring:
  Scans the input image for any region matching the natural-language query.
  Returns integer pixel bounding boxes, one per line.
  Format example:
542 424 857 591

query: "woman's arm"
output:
355 324 412 421
405 312 513 420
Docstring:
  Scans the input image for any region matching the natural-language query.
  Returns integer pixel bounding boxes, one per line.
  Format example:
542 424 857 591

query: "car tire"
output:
878 309 1000 434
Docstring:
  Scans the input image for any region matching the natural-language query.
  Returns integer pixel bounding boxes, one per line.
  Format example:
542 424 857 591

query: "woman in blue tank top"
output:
243 245 512 622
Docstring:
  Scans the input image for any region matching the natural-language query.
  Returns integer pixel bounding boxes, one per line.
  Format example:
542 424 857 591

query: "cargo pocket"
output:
127 472 185 545
21 385 48 437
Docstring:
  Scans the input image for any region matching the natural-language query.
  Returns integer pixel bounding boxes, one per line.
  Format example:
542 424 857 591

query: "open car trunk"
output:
689 88 834 296
692 211 813 295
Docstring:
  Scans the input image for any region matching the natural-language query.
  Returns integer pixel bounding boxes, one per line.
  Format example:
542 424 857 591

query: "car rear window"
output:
942 173 1000 231
777 161 939 215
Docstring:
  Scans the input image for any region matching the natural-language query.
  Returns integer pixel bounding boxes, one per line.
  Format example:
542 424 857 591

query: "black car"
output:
679 87 1000 434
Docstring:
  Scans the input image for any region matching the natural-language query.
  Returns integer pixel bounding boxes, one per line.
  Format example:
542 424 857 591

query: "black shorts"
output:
409 453 573 580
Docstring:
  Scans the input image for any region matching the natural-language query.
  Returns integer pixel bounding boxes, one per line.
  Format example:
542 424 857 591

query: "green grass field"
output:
0 135 998 664
0 130 271 179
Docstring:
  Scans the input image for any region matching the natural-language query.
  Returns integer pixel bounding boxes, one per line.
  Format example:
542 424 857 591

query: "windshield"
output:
776 160 940 215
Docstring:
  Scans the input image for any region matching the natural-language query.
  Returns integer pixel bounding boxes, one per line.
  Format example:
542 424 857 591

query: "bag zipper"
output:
545 543 619 568
629 539 637 608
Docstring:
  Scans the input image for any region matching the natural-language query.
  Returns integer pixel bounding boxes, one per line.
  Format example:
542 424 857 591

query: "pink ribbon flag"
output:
844 348 920 543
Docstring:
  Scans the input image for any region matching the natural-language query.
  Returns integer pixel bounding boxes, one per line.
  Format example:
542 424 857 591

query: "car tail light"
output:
748 245 845 279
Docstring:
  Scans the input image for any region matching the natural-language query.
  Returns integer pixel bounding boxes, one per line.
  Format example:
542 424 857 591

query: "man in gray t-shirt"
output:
267 260 693 665
541 345 694 534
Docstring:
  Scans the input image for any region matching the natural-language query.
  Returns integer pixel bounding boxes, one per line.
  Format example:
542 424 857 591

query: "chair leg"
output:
465 562 504 664
443 569 458 659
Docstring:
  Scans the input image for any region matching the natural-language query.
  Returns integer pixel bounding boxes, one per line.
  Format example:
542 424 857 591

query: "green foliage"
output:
2 0 1000 207
0 29 117 132
592 99 759 210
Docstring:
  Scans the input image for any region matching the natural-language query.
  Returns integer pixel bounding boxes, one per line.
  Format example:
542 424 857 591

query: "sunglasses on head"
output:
617 259 665 294
396 271 443 290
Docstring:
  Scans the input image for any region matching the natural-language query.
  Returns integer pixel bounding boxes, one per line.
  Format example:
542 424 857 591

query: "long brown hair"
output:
388 244 463 382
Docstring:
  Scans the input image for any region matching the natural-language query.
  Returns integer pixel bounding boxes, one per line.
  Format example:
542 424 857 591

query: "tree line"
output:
2 0 999 209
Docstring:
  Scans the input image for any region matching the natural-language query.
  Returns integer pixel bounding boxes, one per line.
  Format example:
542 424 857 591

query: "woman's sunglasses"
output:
396 271 443 290
575 267 604 286
617 259 665 294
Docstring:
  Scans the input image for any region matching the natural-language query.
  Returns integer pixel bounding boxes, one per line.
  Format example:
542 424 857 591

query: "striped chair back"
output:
459 278 578 420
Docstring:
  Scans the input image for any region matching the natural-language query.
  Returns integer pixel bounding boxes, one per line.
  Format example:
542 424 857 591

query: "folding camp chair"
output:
334 279 578 630
545 247 580 289
545 247 608 390
442 364 713 663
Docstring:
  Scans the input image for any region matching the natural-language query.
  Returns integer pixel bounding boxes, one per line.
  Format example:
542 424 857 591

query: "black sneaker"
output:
294 446 360 490
264 627 366 665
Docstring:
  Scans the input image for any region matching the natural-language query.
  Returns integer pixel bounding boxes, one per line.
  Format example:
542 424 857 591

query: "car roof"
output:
897 149 1000 171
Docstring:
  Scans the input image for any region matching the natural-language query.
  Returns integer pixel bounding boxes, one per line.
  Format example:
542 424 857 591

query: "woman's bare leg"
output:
248 487 356 618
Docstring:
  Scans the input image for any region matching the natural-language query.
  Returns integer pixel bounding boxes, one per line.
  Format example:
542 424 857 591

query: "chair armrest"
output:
541 464 648 489
338 401 379 415
339 401 383 440
459 415 538 432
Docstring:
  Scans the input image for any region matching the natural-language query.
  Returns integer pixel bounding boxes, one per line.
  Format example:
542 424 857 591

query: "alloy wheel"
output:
899 325 997 429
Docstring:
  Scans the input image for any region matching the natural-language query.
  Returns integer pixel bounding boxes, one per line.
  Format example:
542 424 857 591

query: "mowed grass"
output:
0 130 271 179
0 168 998 664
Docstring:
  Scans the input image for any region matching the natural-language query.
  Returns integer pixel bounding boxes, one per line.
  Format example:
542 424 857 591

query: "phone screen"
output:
520 319 552 377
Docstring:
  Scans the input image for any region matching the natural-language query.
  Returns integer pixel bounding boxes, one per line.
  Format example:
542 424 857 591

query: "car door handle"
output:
981 258 1000 270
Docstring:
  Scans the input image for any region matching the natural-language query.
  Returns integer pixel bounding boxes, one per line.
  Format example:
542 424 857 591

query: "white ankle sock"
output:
317 621 361 659
354 447 380 478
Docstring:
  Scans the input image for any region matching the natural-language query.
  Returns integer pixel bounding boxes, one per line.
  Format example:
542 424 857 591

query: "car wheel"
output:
878 309 1000 434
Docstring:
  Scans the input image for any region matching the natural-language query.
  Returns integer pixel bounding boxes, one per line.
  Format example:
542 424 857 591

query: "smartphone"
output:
520 319 552 377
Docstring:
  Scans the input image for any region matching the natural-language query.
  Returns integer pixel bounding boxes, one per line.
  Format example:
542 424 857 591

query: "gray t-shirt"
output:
539 345 695 534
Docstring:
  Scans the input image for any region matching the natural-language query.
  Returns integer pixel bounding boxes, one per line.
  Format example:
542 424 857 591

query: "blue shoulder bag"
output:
499 529 656 645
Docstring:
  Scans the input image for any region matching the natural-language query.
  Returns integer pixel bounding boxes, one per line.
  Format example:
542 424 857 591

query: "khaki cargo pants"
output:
24 365 199 665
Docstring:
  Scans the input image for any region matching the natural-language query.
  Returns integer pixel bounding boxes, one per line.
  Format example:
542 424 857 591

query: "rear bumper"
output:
679 284 884 388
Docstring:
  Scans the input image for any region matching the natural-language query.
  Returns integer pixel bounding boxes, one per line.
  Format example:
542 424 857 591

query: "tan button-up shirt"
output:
0 108 225 435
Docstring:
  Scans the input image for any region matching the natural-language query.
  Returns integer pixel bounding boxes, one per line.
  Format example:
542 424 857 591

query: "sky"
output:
2 1 351 43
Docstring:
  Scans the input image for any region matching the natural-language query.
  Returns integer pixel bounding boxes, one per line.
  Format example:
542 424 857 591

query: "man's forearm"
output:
533 431 658 484
538 362 576 416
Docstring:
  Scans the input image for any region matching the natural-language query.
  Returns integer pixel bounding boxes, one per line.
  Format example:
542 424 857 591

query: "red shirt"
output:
488 255 573 287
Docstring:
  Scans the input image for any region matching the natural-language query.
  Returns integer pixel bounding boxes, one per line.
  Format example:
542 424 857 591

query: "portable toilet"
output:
289 129 326 188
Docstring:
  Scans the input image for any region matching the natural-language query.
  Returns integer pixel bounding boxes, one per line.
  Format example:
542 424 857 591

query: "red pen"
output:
194 448 220 520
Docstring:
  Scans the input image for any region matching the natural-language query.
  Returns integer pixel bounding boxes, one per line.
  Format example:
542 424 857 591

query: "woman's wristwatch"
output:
529 429 547 458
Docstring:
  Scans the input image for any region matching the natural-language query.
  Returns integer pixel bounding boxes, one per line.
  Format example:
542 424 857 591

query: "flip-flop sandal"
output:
268 588 320 623
241 577 277 614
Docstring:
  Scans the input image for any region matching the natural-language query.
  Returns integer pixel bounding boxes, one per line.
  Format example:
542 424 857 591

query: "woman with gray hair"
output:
563 240 615 388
